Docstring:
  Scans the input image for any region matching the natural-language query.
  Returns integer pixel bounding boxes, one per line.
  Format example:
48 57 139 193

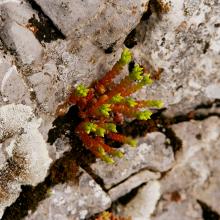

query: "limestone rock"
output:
0 53 31 105
0 1 43 64
33 0 149 50
25 172 111 220
160 117 220 215
120 180 161 220
91 132 174 189
0 104 51 218
133 0 220 116
108 170 161 201
1 21 43 64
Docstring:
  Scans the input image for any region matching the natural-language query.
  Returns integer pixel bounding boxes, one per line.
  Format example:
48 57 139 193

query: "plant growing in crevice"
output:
56 48 163 163
95 211 132 220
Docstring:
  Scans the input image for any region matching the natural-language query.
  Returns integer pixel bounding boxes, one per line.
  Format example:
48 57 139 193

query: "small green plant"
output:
95 211 132 220
56 48 163 164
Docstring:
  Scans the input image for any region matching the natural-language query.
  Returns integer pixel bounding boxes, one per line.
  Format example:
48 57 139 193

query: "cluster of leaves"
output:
56 48 163 163
95 211 132 220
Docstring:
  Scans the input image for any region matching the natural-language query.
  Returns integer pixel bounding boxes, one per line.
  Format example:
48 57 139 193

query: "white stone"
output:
0 104 51 218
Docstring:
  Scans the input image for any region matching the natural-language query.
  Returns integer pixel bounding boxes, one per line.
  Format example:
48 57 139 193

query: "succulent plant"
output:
56 48 163 163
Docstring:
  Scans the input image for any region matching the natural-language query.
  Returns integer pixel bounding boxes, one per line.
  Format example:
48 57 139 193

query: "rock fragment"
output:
0 104 51 218
25 172 111 220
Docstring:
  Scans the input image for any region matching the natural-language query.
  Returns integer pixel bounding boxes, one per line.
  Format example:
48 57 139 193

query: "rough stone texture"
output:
0 0 220 219
0 52 32 105
0 1 43 64
108 170 161 201
151 117 220 218
33 0 148 49
0 104 51 218
133 0 220 116
92 132 174 189
27 60 63 114
151 198 203 220
120 180 161 220
25 172 111 220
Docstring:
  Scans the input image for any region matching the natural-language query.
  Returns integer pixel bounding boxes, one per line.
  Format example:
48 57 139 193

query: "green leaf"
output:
99 104 112 117
112 150 124 158
96 127 106 137
111 93 124 103
84 122 97 134
140 74 153 85
129 64 144 81
136 110 152 120
147 100 164 108
127 138 137 147
105 123 117 133
126 98 137 107
119 48 132 65
102 155 115 164
75 84 89 97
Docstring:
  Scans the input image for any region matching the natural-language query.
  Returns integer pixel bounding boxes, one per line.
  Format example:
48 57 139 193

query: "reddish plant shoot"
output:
56 48 163 164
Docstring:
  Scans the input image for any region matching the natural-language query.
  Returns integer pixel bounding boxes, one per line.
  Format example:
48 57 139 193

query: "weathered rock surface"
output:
133 0 220 116
108 170 160 201
0 104 51 218
0 1 43 64
33 0 148 50
120 180 161 220
91 132 174 189
0 0 220 219
0 52 32 105
25 172 111 220
151 117 220 218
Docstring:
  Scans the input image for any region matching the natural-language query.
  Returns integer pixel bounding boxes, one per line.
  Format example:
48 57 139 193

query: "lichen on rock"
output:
0 104 51 218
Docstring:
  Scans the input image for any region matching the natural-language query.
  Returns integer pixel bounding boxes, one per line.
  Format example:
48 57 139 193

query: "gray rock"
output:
91 132 174 189
27 60 63 114
0 53 32 105
160 117 220 215
0 0 38 25
25 171 111 220
0 1 43 64
0 104 51 218
0 21 43 64
133 0 220 116
33 0 149 49
152 197 203 220
120 180 161 220
33 0 106 37
108 170 161 201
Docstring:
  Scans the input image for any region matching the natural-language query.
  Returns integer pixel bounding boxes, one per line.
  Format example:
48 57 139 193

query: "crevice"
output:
107 167 159 191
197 200 220 220
2 99 220 219
2 105 105 220
119 109 183 155
116 183 144 205
26 0 65 43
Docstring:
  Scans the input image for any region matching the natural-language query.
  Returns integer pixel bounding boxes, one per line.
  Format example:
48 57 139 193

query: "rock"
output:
27 60 63 114
0 21 43 64
33 0 149 49
0 0 38 25
25 172 111 220
108 170 161 201
33 0 106 37
133 0 220 116
160 117 220 214
205 84 220 99
0 53 32 105
120 180 161 220
0 104 51 218
91 132 174 189
0 1 43 64
152 197 203 220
